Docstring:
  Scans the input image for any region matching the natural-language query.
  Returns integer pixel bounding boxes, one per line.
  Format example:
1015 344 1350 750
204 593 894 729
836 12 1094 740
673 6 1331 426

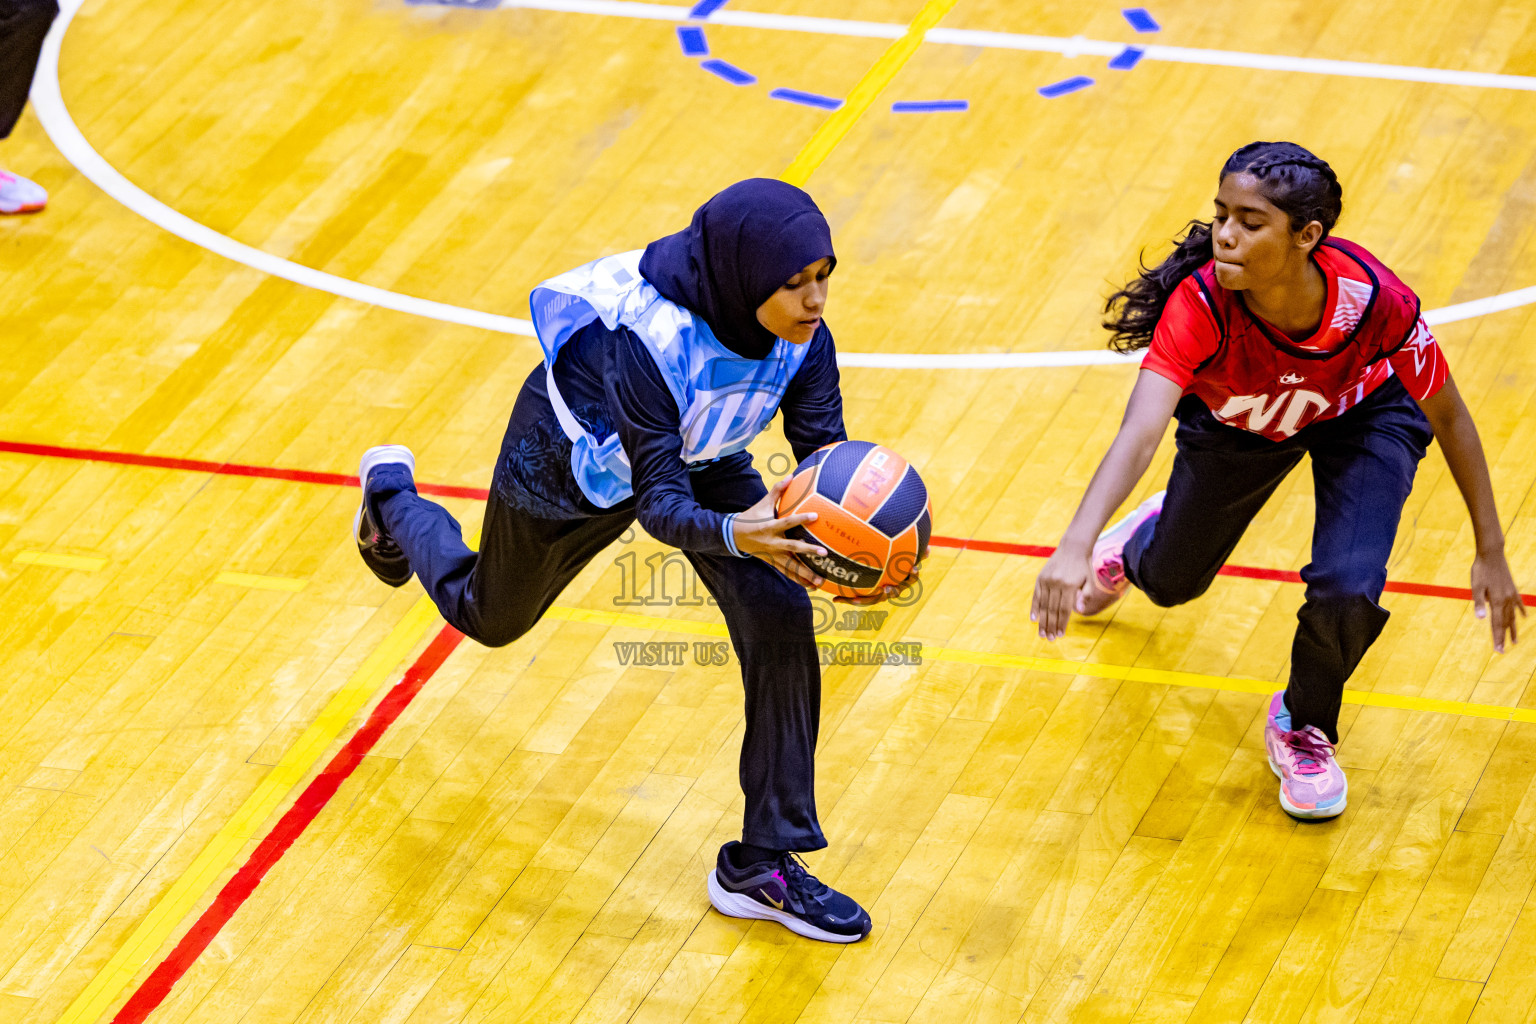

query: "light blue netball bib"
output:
529 250 813 509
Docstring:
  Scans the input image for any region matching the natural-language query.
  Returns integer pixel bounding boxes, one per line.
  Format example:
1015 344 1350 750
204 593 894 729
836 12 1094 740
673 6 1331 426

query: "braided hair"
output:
1103 141 1344 353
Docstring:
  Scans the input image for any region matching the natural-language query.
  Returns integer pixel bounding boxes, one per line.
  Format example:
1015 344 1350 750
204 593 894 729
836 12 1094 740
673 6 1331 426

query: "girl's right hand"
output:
1031 544 1092 641
1028 369 1181 643
733 478 828 589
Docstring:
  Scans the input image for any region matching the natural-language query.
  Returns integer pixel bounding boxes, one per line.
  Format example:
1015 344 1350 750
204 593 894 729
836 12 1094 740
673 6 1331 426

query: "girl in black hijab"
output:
352 179 892 943
641 177 838 358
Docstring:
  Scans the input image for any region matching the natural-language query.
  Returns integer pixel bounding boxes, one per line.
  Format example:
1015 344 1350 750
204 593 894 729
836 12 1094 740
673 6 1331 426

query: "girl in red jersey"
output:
1030 141 1523 820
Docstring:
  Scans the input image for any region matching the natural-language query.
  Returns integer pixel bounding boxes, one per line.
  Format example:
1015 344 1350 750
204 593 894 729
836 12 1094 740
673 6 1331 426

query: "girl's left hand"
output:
1472 550 1525 653
832 548 927 606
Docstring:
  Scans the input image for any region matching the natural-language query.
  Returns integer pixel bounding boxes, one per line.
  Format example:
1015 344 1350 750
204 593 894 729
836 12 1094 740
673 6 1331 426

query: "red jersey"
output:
1141 238 1448 440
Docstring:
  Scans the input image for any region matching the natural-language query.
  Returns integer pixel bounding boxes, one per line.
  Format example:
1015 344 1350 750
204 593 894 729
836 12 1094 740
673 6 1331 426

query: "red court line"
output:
931 535 1530 604
0 440 487 500
2 438 1524 606
110 624 466 1024
932 535 1055 559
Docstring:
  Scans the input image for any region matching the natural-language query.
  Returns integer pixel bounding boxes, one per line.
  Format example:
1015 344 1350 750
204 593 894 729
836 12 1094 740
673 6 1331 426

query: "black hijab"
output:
639 178 836 359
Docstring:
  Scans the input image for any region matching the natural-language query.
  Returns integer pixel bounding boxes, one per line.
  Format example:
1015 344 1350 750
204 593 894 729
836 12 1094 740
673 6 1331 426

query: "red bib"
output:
1142 238 1446 440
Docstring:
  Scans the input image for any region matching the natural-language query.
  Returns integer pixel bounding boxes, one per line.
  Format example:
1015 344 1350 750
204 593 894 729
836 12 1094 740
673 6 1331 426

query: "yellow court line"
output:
58 519 484 1024
780 0 961 186
549 604 1536 725
215 570 309 593
922 645 1536 722
14 550 107 571
55 595 442 1024
546 604 729 637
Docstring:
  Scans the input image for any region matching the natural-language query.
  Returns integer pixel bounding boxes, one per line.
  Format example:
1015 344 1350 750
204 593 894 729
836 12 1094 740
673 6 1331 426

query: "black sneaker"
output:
706 842 872 943
355 445 415 587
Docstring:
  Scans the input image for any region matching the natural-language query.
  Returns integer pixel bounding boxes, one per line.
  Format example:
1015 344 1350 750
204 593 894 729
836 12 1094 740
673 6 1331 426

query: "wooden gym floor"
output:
3 0 1536 1021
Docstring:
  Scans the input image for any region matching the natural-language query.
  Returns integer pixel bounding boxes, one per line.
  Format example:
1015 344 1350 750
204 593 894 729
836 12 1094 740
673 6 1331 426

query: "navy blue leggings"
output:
1123 376 1433 742
369 438 826 853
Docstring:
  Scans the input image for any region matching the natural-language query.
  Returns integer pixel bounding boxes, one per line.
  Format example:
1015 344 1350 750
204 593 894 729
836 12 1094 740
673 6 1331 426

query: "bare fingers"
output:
1031 580 1069 641
1493 594 1525 652
765 552 822 589
1049 582 1074 641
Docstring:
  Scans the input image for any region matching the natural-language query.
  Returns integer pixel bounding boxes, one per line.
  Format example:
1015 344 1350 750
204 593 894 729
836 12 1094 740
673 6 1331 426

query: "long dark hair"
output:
1103 141 1345 353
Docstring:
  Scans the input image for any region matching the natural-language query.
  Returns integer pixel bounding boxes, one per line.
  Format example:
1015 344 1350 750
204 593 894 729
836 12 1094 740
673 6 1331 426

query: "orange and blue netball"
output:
775 441 932 599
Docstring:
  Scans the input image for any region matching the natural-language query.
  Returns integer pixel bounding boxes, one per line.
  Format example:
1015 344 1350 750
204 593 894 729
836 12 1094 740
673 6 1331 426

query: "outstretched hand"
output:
1472 550 1525 653
733 478 828 589
1031 543 1092 641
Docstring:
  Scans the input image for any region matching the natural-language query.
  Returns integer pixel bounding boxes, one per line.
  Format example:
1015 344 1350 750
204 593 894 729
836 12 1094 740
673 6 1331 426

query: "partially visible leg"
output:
372 467 632 647
0 0 57 137
1287 379 1433 743
359 370 635 647
1123 397 1304 606
0 0 59 214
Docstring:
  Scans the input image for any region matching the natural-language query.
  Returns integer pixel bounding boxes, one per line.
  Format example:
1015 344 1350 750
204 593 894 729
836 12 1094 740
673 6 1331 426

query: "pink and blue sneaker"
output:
1075 490 1165 616
1264 691 1347 819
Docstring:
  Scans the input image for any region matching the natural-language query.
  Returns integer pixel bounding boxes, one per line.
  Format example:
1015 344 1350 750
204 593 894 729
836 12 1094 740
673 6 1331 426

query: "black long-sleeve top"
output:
507 318 846 555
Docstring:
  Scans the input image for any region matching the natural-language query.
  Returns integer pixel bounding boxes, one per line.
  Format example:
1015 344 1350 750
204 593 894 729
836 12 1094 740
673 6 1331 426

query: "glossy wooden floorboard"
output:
3 0 1536 1021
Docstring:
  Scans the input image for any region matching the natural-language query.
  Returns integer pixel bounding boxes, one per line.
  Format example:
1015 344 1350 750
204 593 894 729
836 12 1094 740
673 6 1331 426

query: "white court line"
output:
838 349 1144 368
1424 286 1536 326
31 0 536 338
926 29 1536 92
506 0 1536 92
28 0 1536 372
501 0 905 39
